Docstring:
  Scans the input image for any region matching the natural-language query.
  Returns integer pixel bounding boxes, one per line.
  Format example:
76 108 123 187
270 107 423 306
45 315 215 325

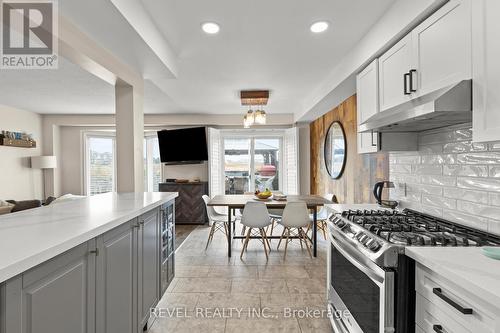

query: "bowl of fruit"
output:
254 189 272 200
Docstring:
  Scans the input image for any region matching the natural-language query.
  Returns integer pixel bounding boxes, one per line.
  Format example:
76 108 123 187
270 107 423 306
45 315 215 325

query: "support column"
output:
115 81 144 193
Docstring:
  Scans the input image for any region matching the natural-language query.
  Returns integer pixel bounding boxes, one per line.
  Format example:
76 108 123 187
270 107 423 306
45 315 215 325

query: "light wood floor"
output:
149 222 333 333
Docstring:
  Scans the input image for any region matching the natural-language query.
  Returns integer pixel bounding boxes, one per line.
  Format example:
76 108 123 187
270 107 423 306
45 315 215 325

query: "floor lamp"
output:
31 156 57 200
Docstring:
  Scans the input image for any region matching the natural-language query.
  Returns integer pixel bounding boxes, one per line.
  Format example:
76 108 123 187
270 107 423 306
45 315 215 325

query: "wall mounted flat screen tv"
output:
157 127 208 164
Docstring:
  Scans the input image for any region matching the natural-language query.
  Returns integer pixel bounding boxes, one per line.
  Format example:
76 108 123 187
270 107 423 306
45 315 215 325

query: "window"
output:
85 135 116 195
223 135 282 194
144 135 162 192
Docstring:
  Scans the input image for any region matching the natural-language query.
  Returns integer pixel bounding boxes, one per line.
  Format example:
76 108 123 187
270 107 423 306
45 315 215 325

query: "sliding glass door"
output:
223 136 281 194
224 138 251 194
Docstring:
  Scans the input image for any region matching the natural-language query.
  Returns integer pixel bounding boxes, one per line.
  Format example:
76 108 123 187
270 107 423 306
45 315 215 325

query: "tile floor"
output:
149 222 333 333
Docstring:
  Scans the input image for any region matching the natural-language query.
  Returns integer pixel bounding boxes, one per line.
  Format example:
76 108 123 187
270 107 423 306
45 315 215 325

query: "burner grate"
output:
341 208 500 247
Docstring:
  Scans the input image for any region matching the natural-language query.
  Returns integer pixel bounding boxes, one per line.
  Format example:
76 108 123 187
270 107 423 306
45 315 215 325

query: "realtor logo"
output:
1 0 58 69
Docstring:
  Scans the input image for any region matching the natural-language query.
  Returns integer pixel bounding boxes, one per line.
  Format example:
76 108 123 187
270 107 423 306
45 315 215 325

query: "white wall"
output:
0 105 44 200
163 162 208 182
55 113 295 194
298 124 310 194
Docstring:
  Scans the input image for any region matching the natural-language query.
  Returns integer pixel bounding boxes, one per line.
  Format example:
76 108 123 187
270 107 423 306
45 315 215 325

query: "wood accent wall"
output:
310 95 389 203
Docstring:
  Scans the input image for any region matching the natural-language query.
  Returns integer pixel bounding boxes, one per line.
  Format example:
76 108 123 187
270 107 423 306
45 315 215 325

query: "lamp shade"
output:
31 156 57 169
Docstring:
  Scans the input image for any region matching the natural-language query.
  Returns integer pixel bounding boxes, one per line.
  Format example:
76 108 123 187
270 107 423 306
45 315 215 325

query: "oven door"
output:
328 231 395 333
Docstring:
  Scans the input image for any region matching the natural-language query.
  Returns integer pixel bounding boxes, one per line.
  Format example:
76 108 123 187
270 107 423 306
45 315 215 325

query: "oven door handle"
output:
330 232 386 285
328 304 349 333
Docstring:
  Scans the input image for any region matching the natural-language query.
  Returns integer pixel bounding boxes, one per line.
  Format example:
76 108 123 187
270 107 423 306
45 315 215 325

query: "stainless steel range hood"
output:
359 80 472 133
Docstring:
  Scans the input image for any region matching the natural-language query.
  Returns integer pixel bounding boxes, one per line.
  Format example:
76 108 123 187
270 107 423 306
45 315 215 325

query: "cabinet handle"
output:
404 73 411 95
139 220 145 226
371 131 377 147
409 69 417 92
132 223 140 229
433 288 473 314
433 325 444 333
89 249 99 256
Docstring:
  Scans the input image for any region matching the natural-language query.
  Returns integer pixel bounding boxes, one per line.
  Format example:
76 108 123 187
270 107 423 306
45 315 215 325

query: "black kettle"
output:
373 181 397 208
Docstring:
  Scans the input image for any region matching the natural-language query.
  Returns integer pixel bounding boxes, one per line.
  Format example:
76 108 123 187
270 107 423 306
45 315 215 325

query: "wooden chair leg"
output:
298 228 304 250
262 228 271 252
240 228 252 259
321 221 327 240
300 229 313 259
277 228 286 250
270 219 275 236
241 225 247 242
259 228 269 260
283 228 291 260
205 222 216 250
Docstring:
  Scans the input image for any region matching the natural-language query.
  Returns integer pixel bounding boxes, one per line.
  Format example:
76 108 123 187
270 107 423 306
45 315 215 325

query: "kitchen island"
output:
0 192 177 333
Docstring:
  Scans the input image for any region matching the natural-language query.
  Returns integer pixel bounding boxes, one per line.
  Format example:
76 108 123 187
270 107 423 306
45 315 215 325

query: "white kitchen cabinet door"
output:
358 132 378 154
356 59 379 154
472 0 500 142
411 0 472 96
378 34 413 112
357 59 380 124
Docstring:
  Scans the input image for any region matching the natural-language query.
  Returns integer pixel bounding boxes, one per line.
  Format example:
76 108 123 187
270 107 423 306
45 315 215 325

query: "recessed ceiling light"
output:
201 22 220 34
310 21 329 33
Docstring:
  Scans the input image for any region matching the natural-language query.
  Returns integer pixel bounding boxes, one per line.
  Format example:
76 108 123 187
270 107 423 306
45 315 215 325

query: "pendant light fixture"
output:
240 90 269 127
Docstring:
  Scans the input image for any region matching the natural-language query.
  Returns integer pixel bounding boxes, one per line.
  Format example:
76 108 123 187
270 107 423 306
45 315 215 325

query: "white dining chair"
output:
277 201 312 259
240 201 272 260
307 194 337 240
202 195 236 250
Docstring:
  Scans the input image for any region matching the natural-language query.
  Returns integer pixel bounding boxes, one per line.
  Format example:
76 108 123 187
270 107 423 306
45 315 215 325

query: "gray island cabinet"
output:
0 192 177 333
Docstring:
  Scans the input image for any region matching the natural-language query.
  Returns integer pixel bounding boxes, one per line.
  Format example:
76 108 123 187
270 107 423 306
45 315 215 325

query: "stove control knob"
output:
335 219 346 228
365 239 381 252
358 234 369 244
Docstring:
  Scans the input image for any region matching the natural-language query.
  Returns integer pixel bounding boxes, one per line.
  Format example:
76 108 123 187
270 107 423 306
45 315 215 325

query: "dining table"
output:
207 194 333 257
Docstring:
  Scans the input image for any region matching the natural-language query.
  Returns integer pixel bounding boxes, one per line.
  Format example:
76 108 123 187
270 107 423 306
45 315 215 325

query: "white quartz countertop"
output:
0 192 177 283
406 247 500 306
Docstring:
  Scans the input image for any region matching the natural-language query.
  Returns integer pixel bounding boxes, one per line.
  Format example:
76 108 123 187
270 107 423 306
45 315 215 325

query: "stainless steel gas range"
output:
326 208 500 333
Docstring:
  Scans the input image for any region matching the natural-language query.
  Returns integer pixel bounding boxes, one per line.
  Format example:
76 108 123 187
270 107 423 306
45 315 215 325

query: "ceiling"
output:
143 0 396 115
0 58 178 114
0 0 397 117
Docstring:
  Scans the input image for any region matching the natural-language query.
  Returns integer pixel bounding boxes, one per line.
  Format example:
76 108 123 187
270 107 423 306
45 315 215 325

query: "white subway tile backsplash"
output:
443 188 489 204
442 209 489 231
390 164 412 174
389 125 500 233
489 166 500 178
457 200 500 221
456 152 500 164
421 175 456 186
457 177 500 192
417 184 443 196
443 165 488 177
422 194 456 209
413 165 442 175
421 154 456 164
443 141 487 153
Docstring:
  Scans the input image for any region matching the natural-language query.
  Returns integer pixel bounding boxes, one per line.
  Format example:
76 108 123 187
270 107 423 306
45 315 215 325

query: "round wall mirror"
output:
324 121 346 179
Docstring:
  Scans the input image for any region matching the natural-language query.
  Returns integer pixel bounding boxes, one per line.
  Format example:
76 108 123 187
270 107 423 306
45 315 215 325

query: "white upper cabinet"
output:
356 59 379 154
378 0 471 113
472 0 500 142
379 34 413 112
411 0 472 96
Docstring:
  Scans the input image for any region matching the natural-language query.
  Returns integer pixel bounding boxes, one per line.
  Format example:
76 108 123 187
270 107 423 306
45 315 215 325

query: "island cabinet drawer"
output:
416 263 498 332
416 294 471 333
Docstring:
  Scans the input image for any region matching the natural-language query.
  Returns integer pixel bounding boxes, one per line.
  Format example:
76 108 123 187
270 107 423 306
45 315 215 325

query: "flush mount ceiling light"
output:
310 21 329 33
201 22 220 34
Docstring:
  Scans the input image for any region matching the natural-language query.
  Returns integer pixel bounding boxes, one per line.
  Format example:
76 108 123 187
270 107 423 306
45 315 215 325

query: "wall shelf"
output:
0 138 37 148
